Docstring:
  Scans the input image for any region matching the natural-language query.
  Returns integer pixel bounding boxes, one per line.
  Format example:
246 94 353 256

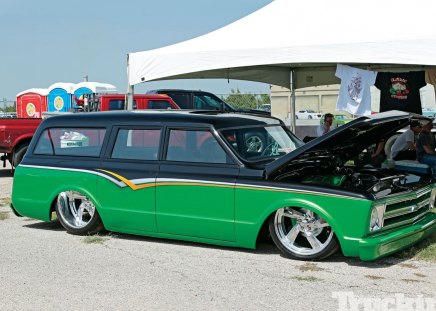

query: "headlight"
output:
429 188 436 210
369 204 386 232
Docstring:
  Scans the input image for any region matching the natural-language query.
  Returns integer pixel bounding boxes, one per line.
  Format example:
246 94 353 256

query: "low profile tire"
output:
56 191 103 235
13 142 29 168
269 207 339 261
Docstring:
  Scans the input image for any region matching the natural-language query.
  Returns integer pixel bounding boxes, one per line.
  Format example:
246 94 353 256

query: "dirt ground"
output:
0 163 434 310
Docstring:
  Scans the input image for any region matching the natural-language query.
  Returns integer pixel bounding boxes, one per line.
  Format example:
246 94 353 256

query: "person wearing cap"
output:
317 113 334 137
416 121 436 175
390 121 421 161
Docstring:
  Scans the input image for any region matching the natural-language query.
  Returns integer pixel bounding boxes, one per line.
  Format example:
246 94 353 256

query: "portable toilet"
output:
47 83 75 112
72 82 117 110
16 88 49 118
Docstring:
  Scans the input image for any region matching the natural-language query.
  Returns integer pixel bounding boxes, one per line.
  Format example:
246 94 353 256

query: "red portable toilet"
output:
16 88 49 118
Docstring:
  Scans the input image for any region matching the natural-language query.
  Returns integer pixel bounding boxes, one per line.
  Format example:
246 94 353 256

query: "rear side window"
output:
165 94 190 109
34 128 106 157
148 100 175 109
109 99 125 110
112 128 161 161
108 100 137 110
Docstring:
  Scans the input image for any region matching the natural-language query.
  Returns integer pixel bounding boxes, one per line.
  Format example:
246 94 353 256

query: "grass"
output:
292 276 322 282
396 233 436 262
82 235 109 245
0 211 9 220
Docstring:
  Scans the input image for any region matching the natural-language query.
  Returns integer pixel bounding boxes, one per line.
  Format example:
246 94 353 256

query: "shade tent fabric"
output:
128 0 436 89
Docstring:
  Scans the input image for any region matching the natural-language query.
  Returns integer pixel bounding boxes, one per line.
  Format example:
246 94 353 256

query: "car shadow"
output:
21 220 279 256
23 220 64 231
19 220 425 264
106 230 279 256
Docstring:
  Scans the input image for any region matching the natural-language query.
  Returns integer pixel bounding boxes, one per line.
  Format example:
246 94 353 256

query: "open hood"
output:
265 111 431 179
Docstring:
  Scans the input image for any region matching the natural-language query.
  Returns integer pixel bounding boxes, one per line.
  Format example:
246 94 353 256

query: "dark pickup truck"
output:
146 89 269 115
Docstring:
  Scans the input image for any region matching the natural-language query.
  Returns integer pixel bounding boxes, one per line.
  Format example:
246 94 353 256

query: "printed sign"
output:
54 96 64 110
26 103 36 117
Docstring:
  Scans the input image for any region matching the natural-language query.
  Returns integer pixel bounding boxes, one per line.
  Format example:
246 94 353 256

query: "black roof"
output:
40 110 281 129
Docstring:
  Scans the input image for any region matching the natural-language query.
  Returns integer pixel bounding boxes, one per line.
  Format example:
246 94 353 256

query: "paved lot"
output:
0 164 434 310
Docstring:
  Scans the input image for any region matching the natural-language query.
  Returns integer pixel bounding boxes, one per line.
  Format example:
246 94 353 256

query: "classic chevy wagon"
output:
11 110 436 260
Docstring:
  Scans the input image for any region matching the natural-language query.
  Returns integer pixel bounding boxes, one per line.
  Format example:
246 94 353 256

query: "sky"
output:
0 0 272 100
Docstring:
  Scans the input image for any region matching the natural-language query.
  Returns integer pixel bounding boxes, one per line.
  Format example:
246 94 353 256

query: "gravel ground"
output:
0 164 435 310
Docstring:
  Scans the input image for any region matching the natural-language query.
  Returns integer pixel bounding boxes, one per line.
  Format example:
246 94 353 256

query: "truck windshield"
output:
194 94 233 111
221 125 303 161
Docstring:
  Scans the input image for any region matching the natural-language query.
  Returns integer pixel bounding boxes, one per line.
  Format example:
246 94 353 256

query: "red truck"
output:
0 94 180 169
0 118 41 168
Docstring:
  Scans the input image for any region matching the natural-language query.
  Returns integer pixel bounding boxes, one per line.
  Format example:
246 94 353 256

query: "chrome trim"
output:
384 198 429 219
383 210 431 230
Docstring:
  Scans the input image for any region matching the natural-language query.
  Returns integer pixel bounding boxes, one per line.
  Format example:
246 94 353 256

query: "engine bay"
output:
272 152 430 198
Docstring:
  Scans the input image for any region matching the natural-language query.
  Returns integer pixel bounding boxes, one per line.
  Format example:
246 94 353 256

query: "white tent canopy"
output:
128 0 436 90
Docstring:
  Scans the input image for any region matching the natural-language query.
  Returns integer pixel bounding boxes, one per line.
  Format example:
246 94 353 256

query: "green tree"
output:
222 89 270 110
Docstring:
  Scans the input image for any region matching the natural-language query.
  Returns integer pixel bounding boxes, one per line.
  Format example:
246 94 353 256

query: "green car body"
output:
11 110 436 261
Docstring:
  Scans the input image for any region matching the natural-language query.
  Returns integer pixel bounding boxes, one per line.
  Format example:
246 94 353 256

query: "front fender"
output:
235 186 372 249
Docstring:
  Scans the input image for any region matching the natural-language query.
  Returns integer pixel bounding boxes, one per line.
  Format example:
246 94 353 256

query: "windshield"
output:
221 125 303 161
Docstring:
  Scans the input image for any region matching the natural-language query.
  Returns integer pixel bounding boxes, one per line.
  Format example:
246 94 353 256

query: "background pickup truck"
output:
0 117 42 168
147 89 269 115
295 109 322 119
1 94 180 169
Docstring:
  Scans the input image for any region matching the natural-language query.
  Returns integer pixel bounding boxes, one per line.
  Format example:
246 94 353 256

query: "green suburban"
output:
11 110 436 261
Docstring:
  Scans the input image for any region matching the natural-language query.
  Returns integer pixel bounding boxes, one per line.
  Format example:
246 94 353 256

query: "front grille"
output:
382 186 434 230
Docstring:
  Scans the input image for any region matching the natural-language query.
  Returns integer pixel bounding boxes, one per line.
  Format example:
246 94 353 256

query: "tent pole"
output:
290 69 296 132
126 54 134 110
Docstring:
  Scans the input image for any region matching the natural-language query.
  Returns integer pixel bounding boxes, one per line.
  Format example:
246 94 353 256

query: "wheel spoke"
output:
306 234 323 250
286 225 300 244
313 221 330 229
76 205 85 226
283 208 305 220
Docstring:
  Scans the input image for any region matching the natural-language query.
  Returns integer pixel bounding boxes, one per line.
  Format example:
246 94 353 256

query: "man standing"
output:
317 113 334 137
416 121 436 176
390 121 421 160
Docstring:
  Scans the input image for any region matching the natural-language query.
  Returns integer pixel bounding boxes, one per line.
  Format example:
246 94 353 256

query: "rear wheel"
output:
13 142 29 168
269 207 339 260
56 191 103 235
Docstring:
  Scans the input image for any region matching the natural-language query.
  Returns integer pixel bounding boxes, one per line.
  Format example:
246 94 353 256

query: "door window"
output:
111 128 161 160
166 129 231 164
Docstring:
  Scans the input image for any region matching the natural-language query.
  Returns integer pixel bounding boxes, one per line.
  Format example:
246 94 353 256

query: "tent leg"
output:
290 69 296 132
127 85 134 110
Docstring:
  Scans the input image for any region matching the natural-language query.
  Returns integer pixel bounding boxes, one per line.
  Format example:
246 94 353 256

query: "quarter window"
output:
112 129 161 161
166 129 231 164
34 128 106 157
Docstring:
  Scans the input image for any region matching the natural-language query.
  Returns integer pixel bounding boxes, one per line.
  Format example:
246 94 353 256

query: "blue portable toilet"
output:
47 83 75 112
72 82 117 109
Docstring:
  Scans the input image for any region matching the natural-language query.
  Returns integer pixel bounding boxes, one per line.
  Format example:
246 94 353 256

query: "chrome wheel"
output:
56 191 102 234
269 207 338 260
245 134 264 152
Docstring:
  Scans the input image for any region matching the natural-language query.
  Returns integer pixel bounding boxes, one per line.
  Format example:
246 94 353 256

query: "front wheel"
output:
269 207 339 261
56 191 103 235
